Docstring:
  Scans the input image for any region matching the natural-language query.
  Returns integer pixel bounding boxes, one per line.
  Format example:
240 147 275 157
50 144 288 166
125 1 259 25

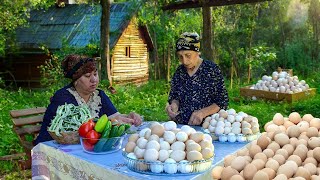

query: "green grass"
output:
0 78 319 178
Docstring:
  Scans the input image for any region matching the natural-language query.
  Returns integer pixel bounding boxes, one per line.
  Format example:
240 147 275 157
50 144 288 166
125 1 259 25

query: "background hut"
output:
0 2 153 88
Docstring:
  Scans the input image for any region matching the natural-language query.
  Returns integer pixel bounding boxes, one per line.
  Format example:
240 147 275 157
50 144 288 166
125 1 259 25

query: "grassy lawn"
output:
0 79 319 179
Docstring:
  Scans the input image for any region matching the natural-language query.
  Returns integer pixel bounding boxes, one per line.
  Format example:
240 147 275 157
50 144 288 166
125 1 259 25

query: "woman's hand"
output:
166 103 179 120
188 110 205 125
115 113 142 126
128 112 143 126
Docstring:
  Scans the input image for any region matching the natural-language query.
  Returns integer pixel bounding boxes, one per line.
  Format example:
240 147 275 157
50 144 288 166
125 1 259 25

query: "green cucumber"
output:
116 124 126 137
94 114 109 133
93 139 107 152
101 121 112 138
109 125 118 138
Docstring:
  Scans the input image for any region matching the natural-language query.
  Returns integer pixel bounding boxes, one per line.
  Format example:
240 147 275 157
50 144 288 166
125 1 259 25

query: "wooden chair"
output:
2 107 46 169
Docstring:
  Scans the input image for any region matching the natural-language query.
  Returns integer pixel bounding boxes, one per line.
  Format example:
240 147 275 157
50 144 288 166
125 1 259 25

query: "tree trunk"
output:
202 4 214 61
100 0 112 85
167 45 171 82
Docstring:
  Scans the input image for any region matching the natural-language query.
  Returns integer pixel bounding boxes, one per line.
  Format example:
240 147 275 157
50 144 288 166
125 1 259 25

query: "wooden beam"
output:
162 0 272 10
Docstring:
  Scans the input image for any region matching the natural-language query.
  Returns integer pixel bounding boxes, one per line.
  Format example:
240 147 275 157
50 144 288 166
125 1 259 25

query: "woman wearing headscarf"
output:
166 32 229 126
35 54 142 145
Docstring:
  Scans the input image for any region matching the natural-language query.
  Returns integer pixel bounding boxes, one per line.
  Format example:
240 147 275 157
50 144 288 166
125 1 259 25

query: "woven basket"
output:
48 131 80 144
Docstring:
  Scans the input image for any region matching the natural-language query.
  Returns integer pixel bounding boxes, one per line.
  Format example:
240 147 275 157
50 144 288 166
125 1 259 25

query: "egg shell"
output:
224 154 236 167
163 121 177 131
263 148 274 158
253 170 269 180
251 159 265 170
158 149 169 162
144 149 159 162
308 137 320 149
220 166 239 180
310 118 320 129
253 152 268 162
150 161 163 173
249 144 262 158
302 114 314 122
243 163 258 180
289 112 301 124
273 154 286 165
160 141 170 150
139 128 151 138
273 113 284 125
176 131 188 142
211 166 224 179
261 168 276 180
257 135 271 150
274 133 289 147
201 148 213 159
134 146 145 159
303 157 318 166
136 162 149 171
187 151 203 162
202 121 210 129
163 158 177 174
230 156 247 172
171 141 185 151
170 150 186 162
146 140 160 151
151 124 165 137
275 149 289 159
190 132 204 143
277 164 294 178
125 141 136 153
265 159 279 172
128 133 139 142
137 138 148 149
186 143 201 152
287 125 300 138
178 160 193 173
163 131 176 144
282 144 294 155
294 167 311 179
307 127 319 138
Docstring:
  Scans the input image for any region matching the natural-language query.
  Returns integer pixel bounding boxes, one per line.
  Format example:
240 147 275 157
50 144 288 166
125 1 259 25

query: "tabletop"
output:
32 123 249 180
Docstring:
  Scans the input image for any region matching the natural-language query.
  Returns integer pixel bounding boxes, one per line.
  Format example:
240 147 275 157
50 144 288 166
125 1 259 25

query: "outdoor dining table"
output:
32 123 249 180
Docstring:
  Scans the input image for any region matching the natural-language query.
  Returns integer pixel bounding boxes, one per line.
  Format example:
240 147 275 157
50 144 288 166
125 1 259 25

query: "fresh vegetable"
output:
82 139 94 151
101 120 112 138
48 103 91 136
85 130 101 145
109 125 119 138
78 119 95 137
94 114 109 133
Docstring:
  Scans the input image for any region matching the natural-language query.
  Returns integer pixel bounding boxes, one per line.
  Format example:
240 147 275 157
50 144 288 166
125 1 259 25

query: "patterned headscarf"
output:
61 54 97 81
176 32 200 52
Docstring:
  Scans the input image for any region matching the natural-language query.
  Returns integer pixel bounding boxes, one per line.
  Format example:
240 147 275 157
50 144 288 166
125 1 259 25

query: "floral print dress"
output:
168 60 229 124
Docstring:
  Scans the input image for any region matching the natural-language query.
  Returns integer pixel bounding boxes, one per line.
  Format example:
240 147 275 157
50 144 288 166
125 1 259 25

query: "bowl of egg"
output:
122 121 215 175
202 109 260 143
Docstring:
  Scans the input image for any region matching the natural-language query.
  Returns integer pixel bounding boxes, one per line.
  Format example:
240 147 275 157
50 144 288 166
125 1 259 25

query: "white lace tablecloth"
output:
32 123 249 180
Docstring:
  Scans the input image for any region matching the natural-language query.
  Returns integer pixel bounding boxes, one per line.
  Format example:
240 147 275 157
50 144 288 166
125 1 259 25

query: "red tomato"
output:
82 139 94 151
78 119 95 137
85 130 101 145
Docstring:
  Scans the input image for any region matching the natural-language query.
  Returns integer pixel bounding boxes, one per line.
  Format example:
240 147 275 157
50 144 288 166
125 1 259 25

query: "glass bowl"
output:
80 136 124 154
122 151 214 175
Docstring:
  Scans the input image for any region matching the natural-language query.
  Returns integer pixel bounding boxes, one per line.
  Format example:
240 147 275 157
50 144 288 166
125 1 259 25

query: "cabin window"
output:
125 46 131 57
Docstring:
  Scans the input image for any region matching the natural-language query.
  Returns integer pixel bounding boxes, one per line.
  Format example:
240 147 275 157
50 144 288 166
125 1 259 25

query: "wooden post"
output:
167 45 171 82
201 1 214 61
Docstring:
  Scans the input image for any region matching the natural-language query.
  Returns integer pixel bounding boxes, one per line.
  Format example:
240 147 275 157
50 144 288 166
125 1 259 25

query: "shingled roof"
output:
15 2 139 52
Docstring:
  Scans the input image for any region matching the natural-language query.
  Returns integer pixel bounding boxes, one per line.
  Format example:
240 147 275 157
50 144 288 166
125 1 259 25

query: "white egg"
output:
219 134 228 142
211 113 218 120
176 131 188 142
209 119 217 126
227 115 235 123
160 141 170 150
215 126 224 135
163 131 176 144
180 125 192 136
139 128 151 138
227 133 237 142
216 121 225 127
164 158 177 174
150 161 163 173
164 121 177 131
178 160 193 173
227 109 236 115
235 115 243 122
203 134 213 142
127 152 137 159
158 149 169 162
208 125 215 133
224 127 231 134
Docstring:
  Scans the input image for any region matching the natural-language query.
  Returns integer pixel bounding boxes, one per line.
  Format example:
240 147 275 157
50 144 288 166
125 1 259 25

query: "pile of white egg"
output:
202 109 260 142
250 71 309 94
123 121 214 174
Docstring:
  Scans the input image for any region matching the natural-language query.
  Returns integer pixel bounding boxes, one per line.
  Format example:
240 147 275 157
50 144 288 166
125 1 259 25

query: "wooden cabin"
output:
0 2 153 88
